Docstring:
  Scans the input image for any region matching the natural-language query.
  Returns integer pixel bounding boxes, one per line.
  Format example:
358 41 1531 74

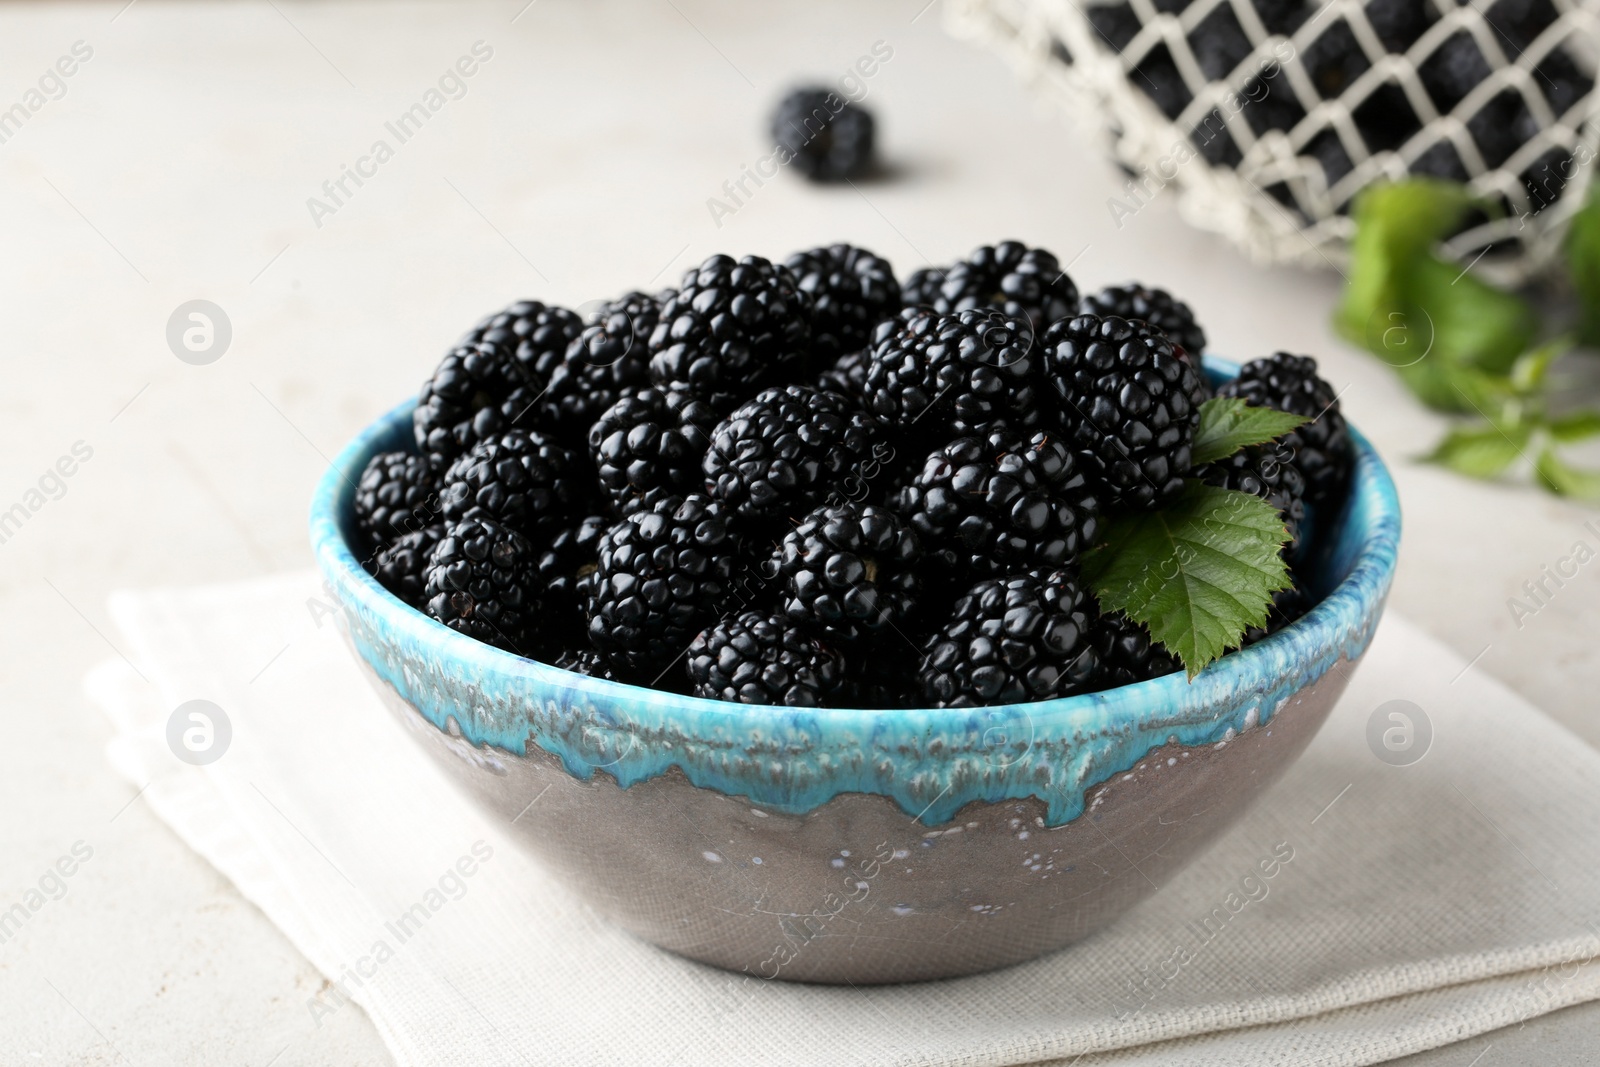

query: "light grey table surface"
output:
1 1 1596 1063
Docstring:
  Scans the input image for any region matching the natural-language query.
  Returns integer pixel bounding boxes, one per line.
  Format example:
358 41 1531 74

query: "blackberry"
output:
414 342 541 471
906 241 1079 334
367 525 443 608
703 385 885 523
588 387 719 513
1079 284 1208 358
647 254 813 397
1198 441 1308 556
553 647 636 685
1042 314 1202 508
770 87 875 182
537 512 610 619
861 306 1045 439
843 650 920 709
353 451 440 548
585 494 739 675
816 347 870 399
1243 581 1312 646
687 611 847 706
918 570 1098 708
894 428 1101 580
461 300 586 440
1083 607 1178 691
773 503 921 641
1216 353 1351 508
783 244 901 360
439 429 581 537
424 517 543 652
538 292 659 443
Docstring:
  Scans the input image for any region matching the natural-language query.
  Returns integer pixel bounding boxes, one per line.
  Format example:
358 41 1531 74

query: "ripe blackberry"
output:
367 525 443 608
586 494 739 675
773 503 921 641
353 451 440 548
538 292 660 443
424 517 543 652
1079 284 1208 358
783 244 901 360
894 428 1100 580
1216 353 1351 508
1243 581 1312 646
439 429 581 537
647 254 812 398
816 347 870 399
770 88 875 182
1043 314 1202 508
461 299 586 440
918 570 1098 708
703 385 885 523
414 342 541 471
903 242 1079 334
537 512 610 619
861 306 1044 439
687 611 847 706
1198 441 1308 556
1083 607 1178 692
553 647 637 685
842 649 920 709
588 387 719 513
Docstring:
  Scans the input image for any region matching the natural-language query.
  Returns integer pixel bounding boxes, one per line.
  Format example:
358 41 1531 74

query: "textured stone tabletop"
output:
0 1 1596 1063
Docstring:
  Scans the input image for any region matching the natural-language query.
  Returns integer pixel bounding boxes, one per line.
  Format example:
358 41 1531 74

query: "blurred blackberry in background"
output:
368 525 444 608
354 451 439 548
703 385 884 523
424 517 543 652
1043 314 1202 508
589 386 719 513
901 241 1078 334
1216 353 1351 508
687 611 848 706
919 569 1098 707
784 244 901 360
439 429 581 537
861 306 1044 439
585 494 739 675
894 428 1100 581
770 87 876 182
648 254 813 397
773 503 921 641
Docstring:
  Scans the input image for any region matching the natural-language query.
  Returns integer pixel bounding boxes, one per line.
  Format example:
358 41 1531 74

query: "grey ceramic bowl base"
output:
358 647 1353 984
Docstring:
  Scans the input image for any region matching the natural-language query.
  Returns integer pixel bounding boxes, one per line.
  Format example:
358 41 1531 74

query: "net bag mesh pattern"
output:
947 0 1600 284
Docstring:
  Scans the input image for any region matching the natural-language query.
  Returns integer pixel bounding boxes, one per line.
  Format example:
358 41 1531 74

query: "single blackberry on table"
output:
1079 284 1208 359
439 429 581 537
585 494 740 675
1083 607 1178 692
918 569 1098 708
1042 314 1203 508
770 87 876 182
535 292 660 443
906 241 1079 334
414 342 541 472
861 306 1045 439
647 254 813 397
367 525 444 608
1216 353 1351 508
783 244 901 360
354 451 440 548
588 386 719 513
703 384 885 523
424 517 543 652
1199 441 1308 556
773 503 921 641
687 611 847 706
894 428 1101 581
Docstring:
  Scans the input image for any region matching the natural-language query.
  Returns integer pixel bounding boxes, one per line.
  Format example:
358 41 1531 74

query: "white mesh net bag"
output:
947 0 1600 285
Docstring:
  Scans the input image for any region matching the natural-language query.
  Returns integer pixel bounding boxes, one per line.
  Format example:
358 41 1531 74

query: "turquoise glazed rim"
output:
311 359 1401 828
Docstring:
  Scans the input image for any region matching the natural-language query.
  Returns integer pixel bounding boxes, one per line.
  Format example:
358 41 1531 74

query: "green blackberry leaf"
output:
1191 397 1309 465
1425 423 1528 479
1534 447 1600 499
1565 186 1600 347
1548 411 1600 444
1081 483 1292 677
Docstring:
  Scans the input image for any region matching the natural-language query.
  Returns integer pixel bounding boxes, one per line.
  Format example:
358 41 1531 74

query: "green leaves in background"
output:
1337 178 1600 499
1191 397 1308 465
1082 484 1292 677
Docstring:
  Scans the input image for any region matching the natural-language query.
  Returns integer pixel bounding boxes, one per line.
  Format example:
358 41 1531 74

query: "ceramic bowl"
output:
310 359 1401 984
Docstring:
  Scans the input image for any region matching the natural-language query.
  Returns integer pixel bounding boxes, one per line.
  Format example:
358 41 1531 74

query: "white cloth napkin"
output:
89 572 1600 1067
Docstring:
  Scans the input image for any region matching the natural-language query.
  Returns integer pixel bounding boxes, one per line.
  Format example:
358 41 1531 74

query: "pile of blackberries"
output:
355 241 1351 708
